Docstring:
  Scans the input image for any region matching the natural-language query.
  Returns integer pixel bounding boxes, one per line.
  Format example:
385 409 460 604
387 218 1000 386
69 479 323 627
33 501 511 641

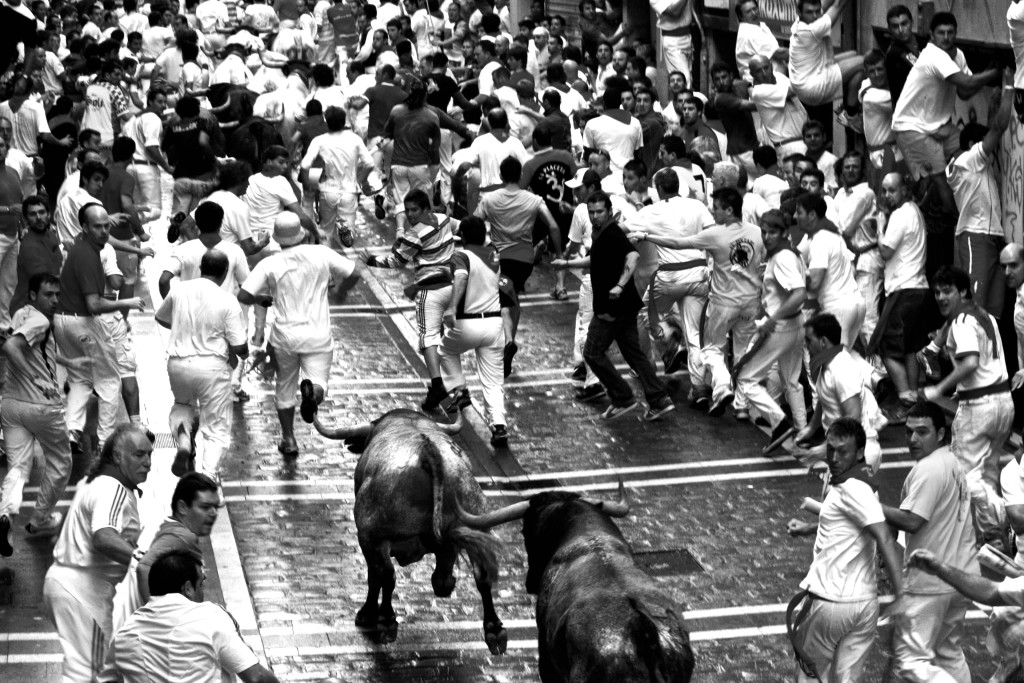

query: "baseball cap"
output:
565 168 602 189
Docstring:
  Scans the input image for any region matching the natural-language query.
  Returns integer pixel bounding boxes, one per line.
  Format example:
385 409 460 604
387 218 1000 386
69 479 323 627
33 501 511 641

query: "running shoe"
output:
601 401 639 420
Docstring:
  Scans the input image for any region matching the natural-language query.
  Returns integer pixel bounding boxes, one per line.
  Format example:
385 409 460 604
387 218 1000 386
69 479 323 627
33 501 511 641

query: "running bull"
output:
459 486 695 682
314 408 508 653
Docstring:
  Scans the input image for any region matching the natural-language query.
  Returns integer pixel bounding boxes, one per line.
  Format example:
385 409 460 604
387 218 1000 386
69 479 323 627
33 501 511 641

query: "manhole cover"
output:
634 549 705 576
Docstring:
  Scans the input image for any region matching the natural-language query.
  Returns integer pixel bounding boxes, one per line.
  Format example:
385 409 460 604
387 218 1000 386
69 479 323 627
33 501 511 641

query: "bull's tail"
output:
418 434 446 542
628 598 672 683
448 525 501 586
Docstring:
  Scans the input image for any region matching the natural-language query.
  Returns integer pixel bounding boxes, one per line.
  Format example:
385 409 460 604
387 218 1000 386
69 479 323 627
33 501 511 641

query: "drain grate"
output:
634 548 705 576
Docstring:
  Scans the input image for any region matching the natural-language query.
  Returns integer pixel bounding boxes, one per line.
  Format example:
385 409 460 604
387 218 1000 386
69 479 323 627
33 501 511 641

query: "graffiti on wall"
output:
1000 115 1024 246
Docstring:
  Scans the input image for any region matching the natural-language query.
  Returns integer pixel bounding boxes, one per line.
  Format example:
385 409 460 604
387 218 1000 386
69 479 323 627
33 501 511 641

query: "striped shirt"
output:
377 213 455 288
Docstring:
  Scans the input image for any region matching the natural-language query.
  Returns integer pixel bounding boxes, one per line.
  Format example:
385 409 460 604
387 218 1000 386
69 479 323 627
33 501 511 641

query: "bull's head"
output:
313 411 463 452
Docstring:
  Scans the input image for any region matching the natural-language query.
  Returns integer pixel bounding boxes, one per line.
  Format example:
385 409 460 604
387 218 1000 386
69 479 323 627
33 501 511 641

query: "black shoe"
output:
374 195 386 220
490 424 509 448
171 445 193 477
574 384 607 403
338 224 355 248
708 392 733 417
764 417 797 455
422 383 448 411
0 514 11 557
444 388 472 413
570 363 587 383
299 379 318 424
69 429 84 456
503 341 518 378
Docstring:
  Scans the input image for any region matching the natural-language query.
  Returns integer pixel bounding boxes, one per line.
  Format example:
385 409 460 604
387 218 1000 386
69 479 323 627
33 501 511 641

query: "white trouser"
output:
637 269 708 389
318 190 359 245
43 564 116 683
275 348 333 409
128 163 162 224
53 314 121 443
0 231 19 330
952 392 1015 543
855 270 882 347
167 356 233 476
439 317 505 426
701 299 759 409
439 128 454 206
793 595 879 683
822 295 866 350
660 33 693 88
0 398 71 525
736 322 807 430
572 275 598 387
894 592 971 683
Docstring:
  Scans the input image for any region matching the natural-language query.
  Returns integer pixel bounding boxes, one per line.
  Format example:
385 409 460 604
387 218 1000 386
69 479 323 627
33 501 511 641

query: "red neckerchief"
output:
809 344 843 384
830 461 879 491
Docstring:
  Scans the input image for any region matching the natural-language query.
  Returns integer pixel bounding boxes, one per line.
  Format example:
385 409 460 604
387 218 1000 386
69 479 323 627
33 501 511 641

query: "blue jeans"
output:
583 311 668 407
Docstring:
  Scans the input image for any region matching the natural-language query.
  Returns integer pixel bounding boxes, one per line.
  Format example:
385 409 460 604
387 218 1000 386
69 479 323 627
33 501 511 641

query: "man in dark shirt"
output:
709 62 758 177
0 0 39 76
53 202 145 449
384 79 440 235
551 191 674 421
11 195 61 316
884 4 922 105
535 90 573 151
162 96 223 215
520 125 575 298
634 87 665 174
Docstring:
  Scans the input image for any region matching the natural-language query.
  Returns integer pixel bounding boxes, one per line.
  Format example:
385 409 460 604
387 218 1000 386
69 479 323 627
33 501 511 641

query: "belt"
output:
959 379 1011 401
57 311 92 318
456 311 501 319
659 259 705 272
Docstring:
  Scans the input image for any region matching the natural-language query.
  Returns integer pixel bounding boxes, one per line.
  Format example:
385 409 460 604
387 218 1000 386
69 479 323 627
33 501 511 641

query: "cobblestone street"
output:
0 198 1007 682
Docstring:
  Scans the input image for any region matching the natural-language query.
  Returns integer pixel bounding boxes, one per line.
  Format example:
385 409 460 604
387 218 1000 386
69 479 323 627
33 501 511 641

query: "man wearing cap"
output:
239 214 358 457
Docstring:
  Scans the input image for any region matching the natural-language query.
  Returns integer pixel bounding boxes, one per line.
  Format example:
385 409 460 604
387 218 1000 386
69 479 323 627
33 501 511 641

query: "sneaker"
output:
663 345 686 375
734 408 750 421
708 392 733 417
503 341 518 378
574 384 607 403
25 511 63 537
444 388 472 413
643 401 675 421
171 443 193 477
764 417 797 455
490 424 509 448
421 383 448 411
278 436 299 457
0 514 11 557
299 379 318 424
601 401 639 420
338 223 355 248
374 195 386 220
688 390 710 411
570 363 587 383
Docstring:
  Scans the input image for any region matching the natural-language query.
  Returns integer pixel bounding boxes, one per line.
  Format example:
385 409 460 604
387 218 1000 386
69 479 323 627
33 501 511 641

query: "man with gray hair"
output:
712 160 770 225
1001 243 1024 390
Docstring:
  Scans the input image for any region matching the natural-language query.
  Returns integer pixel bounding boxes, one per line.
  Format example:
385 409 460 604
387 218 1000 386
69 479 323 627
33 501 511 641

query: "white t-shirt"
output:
104 593 259 683
201 191 252 245
142 25 174 61
742 192 771 226
892 42 971 134
477 60 500 97
735 21 781 82
947 143 1004 238
123 111 163 163
814 150 839 193
751 173 789 209
55 185 97 244
243 173 298 239
804 228 859 308
52 475 141 586
156 277 247 360
800 478 885 602
166 239 249 294
815 348 884 438
464 133 529 188
301 130 373 193
835 183 881 276
582 113 643 174
750 73 807 145
0 99 49 155
625 196 712 274
762 248 805 324
881 201 928 294
241 245 355 353
685 221 765 308
788 15 834 91
946 308 1009 392
195 0 229 34
1001 458 1024 564
42 51 65 95
1012 2 1024 89
6 146 35 198
859 82 896 149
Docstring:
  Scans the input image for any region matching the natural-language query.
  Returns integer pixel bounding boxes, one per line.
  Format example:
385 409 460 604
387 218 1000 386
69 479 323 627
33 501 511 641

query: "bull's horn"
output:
588 480 630 518
455 497 530 529
313 416 373 440
438 410 463 435
210 97 233 112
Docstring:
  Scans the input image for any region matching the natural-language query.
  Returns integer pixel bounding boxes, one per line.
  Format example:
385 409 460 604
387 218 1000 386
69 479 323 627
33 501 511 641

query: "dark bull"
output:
459 485 695 682
314 409 508 654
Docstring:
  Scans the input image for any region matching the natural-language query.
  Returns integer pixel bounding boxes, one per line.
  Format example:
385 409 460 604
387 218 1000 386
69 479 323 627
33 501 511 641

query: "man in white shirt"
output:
801 120 837 193
157 248 248 478
456 108 529 213
122 89 173 226
788 0 863 110
43 425 152 682
923 266 1014 550
100 551 280 683
891 11 1000 220
869 172 930 415
946 89 1013 318
881 401 977 683
786 418 903 683
734 0 787 82
749 56 808 157
860 49 903 193
301 105 373 248
582 86 642 174
833 151 881 346
239 214 357 457
751 145 790 208
650 0 694 88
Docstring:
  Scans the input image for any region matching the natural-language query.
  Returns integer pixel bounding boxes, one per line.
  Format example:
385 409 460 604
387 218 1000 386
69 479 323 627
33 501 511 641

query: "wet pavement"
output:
0 192 1009 682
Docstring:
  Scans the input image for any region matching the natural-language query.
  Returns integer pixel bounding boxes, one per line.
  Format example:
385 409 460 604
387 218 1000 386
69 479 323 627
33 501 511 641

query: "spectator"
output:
788 0 863 115
651 0 694 89
734 0 787 82
833 151 881 346
749 56 808 157
860 49 903 193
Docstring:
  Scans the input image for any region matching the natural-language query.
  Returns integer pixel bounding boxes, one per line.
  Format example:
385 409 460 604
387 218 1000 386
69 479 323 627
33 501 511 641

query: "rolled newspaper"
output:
977 544 1024 578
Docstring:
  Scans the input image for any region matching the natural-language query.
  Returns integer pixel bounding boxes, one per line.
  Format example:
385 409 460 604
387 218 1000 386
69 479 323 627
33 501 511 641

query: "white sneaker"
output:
25 511 63 536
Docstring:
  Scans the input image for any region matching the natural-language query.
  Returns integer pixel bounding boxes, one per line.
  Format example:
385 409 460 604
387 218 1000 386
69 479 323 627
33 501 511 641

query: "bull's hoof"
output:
484 621 508 655
431 572 456 598
377 614 398 644
355 606 378 629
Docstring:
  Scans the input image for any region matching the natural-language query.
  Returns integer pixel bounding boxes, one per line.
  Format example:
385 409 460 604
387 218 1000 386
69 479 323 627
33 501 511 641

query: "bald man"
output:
1001 243 1024 390
749 55 808 157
